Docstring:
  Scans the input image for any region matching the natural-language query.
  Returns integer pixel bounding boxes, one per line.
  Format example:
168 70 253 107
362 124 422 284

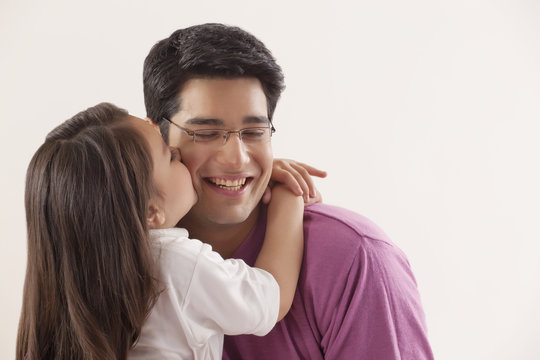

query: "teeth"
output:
210 177 247 190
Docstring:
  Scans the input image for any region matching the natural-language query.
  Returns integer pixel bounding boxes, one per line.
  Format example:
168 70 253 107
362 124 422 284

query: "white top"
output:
129 228 279 360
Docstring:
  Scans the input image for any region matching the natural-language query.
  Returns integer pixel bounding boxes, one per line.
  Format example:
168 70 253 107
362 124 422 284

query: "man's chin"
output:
196 197 261 225
205 208 256 226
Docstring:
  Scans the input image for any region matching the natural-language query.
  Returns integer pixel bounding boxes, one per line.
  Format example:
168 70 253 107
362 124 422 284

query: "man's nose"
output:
215 132 250 168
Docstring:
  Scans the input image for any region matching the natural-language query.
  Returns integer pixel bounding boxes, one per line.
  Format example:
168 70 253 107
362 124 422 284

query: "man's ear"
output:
147 202 166 229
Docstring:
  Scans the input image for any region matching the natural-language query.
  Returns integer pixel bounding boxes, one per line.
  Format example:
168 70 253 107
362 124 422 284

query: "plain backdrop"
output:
1 1 539 359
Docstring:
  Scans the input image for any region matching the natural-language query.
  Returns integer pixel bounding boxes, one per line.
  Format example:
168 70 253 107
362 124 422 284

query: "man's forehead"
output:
177 77 265 101
171 77 269 127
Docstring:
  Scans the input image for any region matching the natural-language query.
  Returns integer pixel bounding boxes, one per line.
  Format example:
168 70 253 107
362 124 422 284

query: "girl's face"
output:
130 117 198 229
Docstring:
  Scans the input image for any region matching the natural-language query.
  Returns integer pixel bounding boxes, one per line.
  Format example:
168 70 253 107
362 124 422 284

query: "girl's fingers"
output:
270 159 327 202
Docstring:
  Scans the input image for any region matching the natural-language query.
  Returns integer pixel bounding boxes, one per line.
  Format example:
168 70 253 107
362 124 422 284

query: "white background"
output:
1 1 539 359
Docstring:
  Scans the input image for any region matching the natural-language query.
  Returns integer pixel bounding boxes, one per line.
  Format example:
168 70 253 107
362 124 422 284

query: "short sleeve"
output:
222 204 433 360
321 238 433 359
182 242 279 344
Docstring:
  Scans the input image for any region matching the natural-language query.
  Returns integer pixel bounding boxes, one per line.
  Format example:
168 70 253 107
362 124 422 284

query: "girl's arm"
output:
254 185 304 321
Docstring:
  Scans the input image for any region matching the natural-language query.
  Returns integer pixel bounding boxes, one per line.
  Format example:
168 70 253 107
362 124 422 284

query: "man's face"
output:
168 77 273 226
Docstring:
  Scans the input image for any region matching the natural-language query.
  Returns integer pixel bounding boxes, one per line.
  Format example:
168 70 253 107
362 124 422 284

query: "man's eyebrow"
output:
243 116 270 125
184 118 224 126
183 116 270 126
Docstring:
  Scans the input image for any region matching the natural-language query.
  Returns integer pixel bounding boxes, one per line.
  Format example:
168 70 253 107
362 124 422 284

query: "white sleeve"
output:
182 242 279 342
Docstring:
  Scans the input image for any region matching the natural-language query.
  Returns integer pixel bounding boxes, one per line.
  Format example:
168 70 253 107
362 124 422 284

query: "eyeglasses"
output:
162 118 276 146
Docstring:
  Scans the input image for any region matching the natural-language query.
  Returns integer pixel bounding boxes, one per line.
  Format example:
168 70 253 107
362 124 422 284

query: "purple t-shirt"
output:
223 203 434 359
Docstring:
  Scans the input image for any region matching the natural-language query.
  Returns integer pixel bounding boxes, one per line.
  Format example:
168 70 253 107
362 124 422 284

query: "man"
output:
143 23 434 359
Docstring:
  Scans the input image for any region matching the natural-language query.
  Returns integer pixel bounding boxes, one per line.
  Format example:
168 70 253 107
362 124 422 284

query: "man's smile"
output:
205 176 253 192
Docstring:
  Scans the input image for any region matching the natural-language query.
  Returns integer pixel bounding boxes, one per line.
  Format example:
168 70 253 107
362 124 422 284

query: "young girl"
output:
17 103 322 359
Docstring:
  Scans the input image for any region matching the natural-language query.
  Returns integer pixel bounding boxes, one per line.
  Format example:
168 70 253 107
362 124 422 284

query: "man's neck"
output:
178 206 260 259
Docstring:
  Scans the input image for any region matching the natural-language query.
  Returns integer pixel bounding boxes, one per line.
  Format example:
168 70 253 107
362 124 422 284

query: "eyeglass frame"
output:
162 117 276 145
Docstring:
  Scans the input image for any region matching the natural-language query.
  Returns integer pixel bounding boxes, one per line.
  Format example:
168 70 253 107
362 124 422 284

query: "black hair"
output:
143 23 285 142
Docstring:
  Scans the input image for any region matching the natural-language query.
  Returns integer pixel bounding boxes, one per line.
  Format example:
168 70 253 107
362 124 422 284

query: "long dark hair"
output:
17 103 160 359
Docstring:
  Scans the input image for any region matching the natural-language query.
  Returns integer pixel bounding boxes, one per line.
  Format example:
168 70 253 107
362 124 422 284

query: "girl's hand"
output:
262 159 327 205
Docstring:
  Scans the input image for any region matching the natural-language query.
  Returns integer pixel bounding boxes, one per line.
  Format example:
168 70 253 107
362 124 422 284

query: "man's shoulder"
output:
300 203 409 275
303 203 393 247
293 204 431 360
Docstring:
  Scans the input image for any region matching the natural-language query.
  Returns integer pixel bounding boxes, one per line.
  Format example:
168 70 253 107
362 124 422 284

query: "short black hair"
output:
143 23 285 142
